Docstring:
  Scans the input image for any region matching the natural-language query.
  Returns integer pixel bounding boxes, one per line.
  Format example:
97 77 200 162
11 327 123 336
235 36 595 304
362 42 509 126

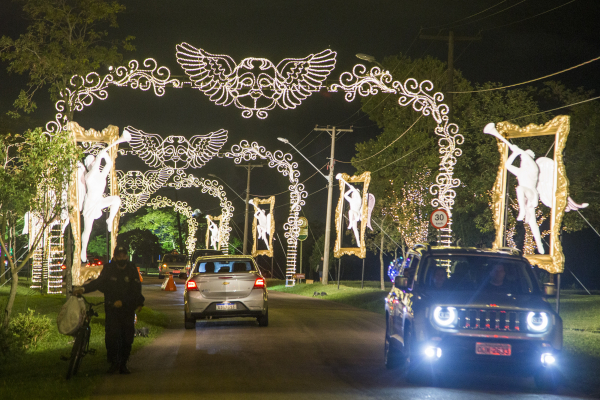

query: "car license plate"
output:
216 303 236 311
476 342 511 356
173 270 180 274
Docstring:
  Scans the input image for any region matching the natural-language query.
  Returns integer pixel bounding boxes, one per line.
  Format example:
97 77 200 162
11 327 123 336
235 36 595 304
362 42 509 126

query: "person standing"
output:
74 246 144 374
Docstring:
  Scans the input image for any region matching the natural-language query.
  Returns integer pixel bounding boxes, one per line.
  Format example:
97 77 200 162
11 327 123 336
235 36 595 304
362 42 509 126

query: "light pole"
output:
278 127 352 286
356 53 384 68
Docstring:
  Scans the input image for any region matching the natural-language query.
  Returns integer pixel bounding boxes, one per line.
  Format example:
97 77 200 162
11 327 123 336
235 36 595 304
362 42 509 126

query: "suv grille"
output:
458 308 525 332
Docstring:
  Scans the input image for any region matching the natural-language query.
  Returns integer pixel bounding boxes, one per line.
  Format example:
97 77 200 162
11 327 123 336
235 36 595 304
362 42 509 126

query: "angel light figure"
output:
336 174 376 247
206 216 220 250
80 130 131 263
251 200 272 250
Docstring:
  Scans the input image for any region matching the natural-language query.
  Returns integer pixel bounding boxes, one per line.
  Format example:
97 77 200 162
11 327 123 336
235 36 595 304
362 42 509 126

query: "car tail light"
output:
253 277 265 288
97 261 103 265
61 265 67 270
186 280 199 291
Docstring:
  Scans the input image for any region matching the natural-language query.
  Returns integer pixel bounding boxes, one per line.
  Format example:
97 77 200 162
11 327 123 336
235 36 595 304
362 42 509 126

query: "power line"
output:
448 0 527 30
423 1 507 30
294 128 315 147
510 95 600 121
483 0 577 32
248 163 327 197
450 55 600 94
372 143 429 173
336 115 423 164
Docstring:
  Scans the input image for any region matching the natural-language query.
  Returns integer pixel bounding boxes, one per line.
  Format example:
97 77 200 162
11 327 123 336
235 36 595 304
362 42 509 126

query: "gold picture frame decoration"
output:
491 115 570 273
65 121 121 285
334 171 371 259
251 196 275 258
205 214 223 251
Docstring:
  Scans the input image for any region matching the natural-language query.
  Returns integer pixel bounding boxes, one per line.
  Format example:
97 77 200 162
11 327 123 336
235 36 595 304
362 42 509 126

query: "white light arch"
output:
225 140 307 287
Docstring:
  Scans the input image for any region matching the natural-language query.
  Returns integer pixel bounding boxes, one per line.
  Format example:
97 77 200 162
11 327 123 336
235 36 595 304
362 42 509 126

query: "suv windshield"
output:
418 254 539 295
163 255 187 263
195 260 255 274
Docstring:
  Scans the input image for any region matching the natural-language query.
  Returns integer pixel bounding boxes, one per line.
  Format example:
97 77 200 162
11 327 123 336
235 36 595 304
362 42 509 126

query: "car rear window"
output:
195 260 255 273
163 255 187 263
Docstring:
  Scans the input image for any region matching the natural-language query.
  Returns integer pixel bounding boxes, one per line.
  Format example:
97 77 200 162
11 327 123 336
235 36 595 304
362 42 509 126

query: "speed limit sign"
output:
430 209 449 230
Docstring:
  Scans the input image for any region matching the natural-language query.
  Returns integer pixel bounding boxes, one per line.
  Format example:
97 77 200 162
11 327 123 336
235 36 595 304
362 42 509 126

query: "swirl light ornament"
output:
329 64 463 246
176 43 337 119
46 59 183 135
225 140 307 286
117 169 175 214
148 196 198 254
167 170 234 249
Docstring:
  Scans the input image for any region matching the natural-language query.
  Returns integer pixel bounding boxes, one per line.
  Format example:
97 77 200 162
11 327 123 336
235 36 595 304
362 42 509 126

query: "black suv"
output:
384 244 562 390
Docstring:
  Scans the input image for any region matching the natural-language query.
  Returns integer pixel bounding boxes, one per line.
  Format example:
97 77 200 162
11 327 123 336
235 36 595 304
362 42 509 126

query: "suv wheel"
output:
384 315 402 369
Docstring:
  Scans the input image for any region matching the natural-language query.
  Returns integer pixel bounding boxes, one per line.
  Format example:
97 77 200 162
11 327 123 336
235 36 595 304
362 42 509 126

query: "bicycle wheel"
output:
66 328 87 379
73 327 90 375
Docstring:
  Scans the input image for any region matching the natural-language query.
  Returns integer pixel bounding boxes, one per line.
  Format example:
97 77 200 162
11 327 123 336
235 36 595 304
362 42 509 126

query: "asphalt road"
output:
90 277 593 400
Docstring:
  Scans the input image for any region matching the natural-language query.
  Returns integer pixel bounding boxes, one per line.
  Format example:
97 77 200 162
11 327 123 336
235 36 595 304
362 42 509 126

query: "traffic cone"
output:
162 275 177 291
137 267 143 283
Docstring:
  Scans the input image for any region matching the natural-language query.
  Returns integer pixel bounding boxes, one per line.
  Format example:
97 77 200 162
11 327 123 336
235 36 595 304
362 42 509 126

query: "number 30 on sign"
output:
430 209 449 230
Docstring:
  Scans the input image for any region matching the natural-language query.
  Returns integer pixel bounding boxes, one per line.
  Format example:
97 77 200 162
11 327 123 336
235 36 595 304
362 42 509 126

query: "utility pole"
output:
419 31 481 118
314 125 353 285
236 164 263 254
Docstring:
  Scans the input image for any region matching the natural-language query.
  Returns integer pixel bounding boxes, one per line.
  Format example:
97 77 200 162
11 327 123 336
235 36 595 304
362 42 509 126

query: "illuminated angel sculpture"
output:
81 130 131 263
251 201 272 250
206 216 220 250
336 174 375 246
125 125 227 170
176 43 337 118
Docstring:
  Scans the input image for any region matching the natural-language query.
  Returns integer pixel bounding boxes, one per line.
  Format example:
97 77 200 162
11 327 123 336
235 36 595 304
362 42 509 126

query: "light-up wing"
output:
366 193 375 230
275 49 337 109
176 42 236 106
535 157 555 208
188 129 228 168
127 126 165 168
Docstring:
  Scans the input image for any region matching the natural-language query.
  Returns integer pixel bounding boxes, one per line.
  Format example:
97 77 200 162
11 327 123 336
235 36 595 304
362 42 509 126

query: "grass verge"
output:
270 281 600 393
0 278 168 400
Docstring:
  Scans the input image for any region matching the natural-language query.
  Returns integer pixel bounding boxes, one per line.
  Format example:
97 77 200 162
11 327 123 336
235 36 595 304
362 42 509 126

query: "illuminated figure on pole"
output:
251 200 272 251
336 173 375 247
207 216 220 250
81 130 131 262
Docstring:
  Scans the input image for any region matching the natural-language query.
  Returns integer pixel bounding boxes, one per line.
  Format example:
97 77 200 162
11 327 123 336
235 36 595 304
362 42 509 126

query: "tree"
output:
0 0 134 119
120 207 187 254
117 228 162 269
0 127 81 328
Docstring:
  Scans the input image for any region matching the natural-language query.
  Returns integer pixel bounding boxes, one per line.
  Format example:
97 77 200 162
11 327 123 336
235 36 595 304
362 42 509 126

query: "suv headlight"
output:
432 306 457 328
526 312 549 332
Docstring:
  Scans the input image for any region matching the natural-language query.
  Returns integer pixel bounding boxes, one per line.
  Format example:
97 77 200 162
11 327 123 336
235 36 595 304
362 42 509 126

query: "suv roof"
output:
409 244 523 259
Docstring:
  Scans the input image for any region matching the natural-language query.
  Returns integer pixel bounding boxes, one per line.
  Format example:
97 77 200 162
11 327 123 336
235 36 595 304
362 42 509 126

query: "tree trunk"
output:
65 224 73 299
0 219 5 286
2 265 19 329
380 231 385 290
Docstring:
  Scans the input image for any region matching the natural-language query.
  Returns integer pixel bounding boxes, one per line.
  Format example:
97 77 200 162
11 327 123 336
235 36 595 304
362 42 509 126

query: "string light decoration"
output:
117 169 175 214
176 43 337 119
167 170 234 249
148 196 198 254
123 126 227 169
329 65 463 246
46 59 183 135
225 140 307 286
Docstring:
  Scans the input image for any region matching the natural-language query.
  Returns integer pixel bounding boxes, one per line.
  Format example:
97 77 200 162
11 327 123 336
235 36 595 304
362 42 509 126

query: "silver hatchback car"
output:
184 255 268 329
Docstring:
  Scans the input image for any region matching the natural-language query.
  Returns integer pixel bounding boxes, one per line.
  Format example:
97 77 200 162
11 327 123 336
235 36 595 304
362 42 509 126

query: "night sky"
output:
1 0 599 282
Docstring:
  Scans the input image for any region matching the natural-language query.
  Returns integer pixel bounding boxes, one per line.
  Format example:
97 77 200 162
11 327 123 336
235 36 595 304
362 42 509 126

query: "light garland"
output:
148 196 198 254
123 126 227 170
176 43 337 119
225 140 307 286
329 65 463 246
117 169 175 214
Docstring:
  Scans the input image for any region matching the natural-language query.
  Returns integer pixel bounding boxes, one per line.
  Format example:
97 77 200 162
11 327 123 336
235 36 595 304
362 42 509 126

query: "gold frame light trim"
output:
251 196 275 258
491 115 570 273
334 171 371 259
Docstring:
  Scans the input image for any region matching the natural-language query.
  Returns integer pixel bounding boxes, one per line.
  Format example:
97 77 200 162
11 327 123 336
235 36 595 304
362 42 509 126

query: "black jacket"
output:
83 259 145 311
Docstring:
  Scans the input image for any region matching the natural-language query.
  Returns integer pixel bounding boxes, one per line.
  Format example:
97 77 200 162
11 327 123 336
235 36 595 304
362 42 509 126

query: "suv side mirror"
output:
394 276 409 290
543 283 556 297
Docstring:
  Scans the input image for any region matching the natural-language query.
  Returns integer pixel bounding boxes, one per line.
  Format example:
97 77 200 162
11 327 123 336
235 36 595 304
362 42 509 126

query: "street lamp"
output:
277 137 328 181
355 53 384 68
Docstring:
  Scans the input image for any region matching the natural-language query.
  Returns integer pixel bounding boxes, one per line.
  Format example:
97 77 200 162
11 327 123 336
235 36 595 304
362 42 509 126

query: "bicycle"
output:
66 295 104 379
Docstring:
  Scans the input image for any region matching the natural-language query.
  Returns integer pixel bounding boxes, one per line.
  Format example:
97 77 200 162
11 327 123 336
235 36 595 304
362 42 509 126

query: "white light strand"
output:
176 43 337 119
225 140 307 286
148 196 198 254
117 169 175 214
329 64 463 244
45 58 182 135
